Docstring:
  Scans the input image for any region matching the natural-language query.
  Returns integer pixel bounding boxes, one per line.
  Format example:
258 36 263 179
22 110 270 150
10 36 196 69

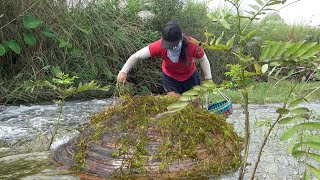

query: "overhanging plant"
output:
24 66 109 150
168 0 320 179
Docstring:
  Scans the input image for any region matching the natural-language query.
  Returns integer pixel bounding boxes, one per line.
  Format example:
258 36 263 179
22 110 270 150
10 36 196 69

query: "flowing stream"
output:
0 99 319 179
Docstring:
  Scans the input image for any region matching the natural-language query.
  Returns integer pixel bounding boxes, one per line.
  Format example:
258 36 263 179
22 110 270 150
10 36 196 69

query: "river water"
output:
0 99 319 179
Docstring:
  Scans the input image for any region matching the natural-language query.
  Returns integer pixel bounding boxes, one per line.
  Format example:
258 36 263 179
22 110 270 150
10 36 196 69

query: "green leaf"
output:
246 11 256 16
70 48 83 57
304 134 320 143
291 42 317 58
52 66 62 75
276 108 290 115
288 98 304 108
279 115 306 124
23 32 36 45
182 90 199 96
193 85 209 91
292 141 304 152
292 142 320 152
260 45 271 60
167 102 189 110
292 150 305 159
244 71 258 77
0 43 6 56
249 4 260 11
215 31 224 45
204 32 215 37
304 142 320 151
63 86 76 96
206 13 219 21
267 42 281 58
255 0 265 6
42 28 58 41
278 117 295 124
58 38 72 49
5 40 21 54
287 134 299 153
307 164 320 179
209 38 214 45
303 170 310 180
23 15 43 29
179 95 198 102
77 80 99 92
219 19 231 29
78 26 92 34
268 66 277 76
284 40 306 57
280 126 298 141
238 15 251 19
203 44 228 50
202 81 216 88
300 122 320 130
226 35 236 49
275 42 292 58
266 1 282 6
254 63 261 73
261 64 268 74
300 44 320 59
291 107 309 114
307 152 320 164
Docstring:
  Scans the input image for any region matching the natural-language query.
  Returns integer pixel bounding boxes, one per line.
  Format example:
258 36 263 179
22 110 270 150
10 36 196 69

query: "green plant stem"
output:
47 100 64 151
250 82 297 179
238 90 250 180
241 0 273 34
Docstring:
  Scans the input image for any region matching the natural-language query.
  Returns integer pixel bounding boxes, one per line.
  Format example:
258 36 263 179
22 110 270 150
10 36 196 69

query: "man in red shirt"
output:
117 21 213 97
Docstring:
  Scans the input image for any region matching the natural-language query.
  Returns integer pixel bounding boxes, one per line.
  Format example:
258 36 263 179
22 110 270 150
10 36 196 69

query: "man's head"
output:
161 21 183 49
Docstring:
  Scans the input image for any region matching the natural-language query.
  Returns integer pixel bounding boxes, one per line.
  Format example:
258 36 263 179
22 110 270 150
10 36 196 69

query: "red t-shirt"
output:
148 36 205 81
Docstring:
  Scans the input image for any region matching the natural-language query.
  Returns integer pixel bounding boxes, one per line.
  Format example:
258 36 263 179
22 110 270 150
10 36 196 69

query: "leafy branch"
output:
24 66 109 150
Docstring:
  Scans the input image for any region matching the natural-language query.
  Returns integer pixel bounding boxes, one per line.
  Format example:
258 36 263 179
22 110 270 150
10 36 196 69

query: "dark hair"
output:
180 37 189 65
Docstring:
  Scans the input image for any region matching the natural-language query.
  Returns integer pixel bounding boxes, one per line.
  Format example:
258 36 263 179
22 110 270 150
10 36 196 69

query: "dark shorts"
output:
162 71 201 94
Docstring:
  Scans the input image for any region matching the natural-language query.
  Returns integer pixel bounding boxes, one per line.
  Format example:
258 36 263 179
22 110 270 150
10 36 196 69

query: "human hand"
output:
117 71 127 83
205 79 213 82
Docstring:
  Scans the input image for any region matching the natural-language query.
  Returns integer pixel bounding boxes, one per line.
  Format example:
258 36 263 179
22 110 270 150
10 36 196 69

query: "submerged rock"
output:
50 96 242 179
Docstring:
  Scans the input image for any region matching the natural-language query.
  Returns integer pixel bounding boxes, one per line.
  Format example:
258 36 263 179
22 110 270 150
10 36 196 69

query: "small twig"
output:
277 0 302 11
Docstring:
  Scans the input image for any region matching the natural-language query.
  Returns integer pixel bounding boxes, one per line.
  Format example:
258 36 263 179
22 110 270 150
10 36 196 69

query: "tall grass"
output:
1 0 148 103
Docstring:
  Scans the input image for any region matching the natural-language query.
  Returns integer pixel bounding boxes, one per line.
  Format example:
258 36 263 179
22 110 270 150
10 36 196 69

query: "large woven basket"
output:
207 90 233 116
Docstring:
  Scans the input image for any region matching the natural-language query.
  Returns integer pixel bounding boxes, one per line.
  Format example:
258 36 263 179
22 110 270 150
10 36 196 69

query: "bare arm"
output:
117 46 151 83
197 53 213 80
120 46 151 73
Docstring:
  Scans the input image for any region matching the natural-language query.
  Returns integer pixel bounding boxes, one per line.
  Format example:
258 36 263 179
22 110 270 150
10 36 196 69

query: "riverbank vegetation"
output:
221 81 320 104
1 0 319 104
